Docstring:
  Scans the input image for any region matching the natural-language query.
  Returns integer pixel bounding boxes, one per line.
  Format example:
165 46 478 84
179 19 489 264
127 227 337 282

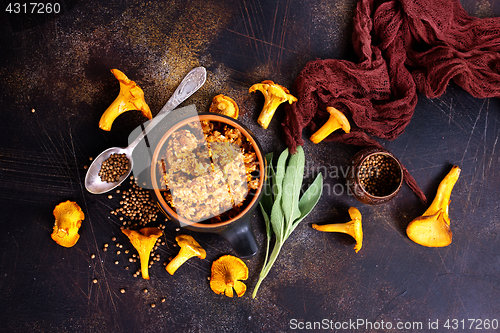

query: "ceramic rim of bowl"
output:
151 113 266 229
355 151 403 200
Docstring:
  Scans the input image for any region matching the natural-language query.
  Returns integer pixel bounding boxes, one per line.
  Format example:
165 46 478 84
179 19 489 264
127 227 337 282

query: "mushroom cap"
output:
209 94 239 119
348 207 363 253
175 234 206 259
249 80 297 102
122 227 163 253
51 200 85 247
326 107 351 133
210 255 248 297
406 210 452 247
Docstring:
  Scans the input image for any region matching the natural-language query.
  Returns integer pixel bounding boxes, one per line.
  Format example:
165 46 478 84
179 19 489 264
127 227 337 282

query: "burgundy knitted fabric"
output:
282 0 500 203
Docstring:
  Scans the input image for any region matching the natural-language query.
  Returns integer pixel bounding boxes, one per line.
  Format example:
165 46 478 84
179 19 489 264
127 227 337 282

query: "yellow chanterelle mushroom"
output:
122 227 163 279
166 235 206 275
312 207 363 253
406 165 461 247
51 200 85 248
249 80 297 129
99 69 152 131
310 107 351 144
209 94 239 119
210 255 248 297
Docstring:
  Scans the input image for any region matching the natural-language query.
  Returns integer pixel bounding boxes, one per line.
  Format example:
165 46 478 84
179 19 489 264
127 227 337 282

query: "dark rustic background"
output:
1 0 499 332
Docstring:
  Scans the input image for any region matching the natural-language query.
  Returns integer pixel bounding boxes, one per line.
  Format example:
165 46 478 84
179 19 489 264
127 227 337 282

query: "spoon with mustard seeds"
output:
85 66 207 194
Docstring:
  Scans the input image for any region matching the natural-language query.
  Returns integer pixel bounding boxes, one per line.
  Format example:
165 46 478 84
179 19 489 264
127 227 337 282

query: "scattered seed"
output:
150 303 156 308
120 288 126 294
108 195 113 199
93 279 98 284
90 254 96 259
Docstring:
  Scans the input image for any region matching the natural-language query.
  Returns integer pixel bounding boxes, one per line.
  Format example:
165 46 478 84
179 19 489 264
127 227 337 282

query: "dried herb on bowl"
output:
252 146 323 298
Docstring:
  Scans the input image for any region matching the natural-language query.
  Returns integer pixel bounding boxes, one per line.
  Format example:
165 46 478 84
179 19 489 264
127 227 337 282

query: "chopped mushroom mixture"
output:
158 120 260 223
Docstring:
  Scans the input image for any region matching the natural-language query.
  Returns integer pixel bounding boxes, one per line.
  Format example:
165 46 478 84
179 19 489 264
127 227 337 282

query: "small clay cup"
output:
347 147 403 205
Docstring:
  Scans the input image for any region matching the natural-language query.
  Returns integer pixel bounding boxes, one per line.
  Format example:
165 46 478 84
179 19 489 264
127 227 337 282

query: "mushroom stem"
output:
312 222 353 234
424 165 461 225
166 248 194 275
165 235 206 275
138 249 152 280
310 107 351 144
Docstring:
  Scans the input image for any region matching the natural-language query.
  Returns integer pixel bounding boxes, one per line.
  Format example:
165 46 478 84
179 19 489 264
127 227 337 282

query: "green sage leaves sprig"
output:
252 146 323 298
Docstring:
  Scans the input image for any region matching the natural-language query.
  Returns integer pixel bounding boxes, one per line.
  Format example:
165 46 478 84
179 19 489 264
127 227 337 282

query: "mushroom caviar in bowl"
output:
150 113 266 258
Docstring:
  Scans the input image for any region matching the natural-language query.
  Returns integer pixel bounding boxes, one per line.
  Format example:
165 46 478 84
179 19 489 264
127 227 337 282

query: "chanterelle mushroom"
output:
310 107 351 144
406 165 461 247
122 227 163 279
99 69 152 131
312 207 363 253
249 80 297 129
166 234 206 275
209 94 239 119
51 200 85 248
210 255 248 297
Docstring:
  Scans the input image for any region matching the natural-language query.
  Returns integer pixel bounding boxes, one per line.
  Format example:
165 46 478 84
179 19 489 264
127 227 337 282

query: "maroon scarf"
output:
282 0 500 203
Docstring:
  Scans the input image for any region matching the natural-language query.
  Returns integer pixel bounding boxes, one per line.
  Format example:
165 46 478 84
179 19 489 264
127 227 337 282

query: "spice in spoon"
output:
98 153 130 183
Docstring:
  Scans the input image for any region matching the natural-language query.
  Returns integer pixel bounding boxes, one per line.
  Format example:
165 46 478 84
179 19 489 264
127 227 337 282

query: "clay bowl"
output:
150 113 266 258
347 147 403 205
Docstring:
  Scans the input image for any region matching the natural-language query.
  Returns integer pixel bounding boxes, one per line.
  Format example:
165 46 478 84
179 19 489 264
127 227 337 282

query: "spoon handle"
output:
128 66 207 150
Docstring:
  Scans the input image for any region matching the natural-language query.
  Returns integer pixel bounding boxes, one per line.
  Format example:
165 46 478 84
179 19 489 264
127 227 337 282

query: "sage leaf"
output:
289 173 323 236
259 202 272 268
281 146 305 229
260 153 274 217
252 146 323 299
269 149 288 242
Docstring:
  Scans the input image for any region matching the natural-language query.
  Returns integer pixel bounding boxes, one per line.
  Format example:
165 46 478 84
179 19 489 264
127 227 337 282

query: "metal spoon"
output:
85 66 207 194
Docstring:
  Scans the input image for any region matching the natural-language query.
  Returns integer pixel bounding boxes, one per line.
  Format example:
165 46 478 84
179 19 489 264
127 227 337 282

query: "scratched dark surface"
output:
1 0 500 332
